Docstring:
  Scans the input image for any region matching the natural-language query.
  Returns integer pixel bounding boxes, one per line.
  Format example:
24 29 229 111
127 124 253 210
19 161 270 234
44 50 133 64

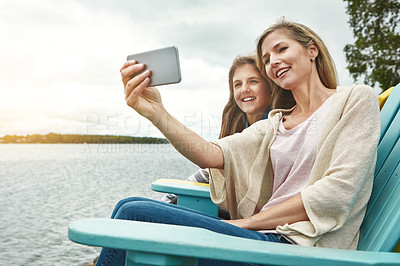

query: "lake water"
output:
0 144 198 265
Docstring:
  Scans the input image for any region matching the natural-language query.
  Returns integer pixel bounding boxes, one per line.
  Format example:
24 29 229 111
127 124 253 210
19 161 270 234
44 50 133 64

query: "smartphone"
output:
127 46 182 87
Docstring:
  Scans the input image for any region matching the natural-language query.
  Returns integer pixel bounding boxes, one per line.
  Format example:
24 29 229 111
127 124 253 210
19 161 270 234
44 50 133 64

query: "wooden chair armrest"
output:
151 178 210 198
69 218 400 266
151 179 218 216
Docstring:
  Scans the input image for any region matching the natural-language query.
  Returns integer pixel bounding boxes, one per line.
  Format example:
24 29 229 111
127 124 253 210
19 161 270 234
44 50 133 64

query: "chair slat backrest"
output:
358 83 400 251
379 85 400 140
375 84 400 175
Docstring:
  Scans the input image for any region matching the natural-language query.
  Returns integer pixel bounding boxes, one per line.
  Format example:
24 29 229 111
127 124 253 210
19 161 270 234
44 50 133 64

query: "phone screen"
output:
127 46 182 86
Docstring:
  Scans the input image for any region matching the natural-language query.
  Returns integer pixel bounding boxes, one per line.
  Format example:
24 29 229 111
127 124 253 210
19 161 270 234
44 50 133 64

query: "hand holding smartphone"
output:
127 46 182 87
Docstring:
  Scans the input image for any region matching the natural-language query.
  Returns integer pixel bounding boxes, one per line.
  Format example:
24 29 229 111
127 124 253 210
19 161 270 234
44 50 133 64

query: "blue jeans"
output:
96 197 290 266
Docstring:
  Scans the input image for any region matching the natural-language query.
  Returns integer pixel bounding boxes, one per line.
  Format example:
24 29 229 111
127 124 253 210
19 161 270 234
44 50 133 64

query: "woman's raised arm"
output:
121 60 224 169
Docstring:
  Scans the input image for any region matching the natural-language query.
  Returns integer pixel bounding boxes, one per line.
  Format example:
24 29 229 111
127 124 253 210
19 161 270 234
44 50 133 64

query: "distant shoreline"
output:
0 133 168 144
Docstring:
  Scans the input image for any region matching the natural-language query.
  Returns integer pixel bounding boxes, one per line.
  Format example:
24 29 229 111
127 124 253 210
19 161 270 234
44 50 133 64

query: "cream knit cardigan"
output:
209 85 380 249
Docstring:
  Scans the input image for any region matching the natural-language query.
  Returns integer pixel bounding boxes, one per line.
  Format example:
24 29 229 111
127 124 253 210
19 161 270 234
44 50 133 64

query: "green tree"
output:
343 0 400 92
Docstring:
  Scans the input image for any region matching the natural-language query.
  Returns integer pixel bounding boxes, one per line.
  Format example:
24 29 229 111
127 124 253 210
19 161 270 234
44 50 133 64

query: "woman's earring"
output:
311 57 316 62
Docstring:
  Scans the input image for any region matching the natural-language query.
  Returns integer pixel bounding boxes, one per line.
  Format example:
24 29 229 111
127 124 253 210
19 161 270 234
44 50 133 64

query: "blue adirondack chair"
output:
68 83 400 265
151 178 218 216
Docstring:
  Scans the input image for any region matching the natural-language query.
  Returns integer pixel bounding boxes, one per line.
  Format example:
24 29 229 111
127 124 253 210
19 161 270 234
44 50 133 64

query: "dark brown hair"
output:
219 55 271 138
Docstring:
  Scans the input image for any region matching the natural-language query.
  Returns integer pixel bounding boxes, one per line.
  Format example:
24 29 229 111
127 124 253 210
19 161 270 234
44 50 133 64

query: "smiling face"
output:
232 63 270 125
261 29 317 90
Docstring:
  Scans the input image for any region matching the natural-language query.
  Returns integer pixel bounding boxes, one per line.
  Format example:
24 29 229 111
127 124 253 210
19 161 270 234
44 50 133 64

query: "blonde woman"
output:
96 18 380 266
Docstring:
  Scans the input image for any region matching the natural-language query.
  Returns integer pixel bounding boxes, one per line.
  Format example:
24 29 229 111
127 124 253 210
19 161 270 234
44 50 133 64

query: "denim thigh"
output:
97 197 290 266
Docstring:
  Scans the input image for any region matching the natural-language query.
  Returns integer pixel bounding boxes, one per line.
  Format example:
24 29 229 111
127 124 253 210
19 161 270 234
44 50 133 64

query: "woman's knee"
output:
112 197 153 218
115 196 147 207
115 200 163 220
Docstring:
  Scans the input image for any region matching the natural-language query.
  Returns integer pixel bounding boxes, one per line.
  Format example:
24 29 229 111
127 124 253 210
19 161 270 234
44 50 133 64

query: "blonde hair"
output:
256 17 338 109
219 55 271 138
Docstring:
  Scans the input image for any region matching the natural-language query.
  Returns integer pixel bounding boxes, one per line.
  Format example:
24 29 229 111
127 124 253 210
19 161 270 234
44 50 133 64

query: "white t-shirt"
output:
261 94 335 212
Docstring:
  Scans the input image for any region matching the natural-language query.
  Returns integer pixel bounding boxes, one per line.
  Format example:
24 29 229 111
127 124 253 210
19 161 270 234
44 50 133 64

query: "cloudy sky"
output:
0 0 357 140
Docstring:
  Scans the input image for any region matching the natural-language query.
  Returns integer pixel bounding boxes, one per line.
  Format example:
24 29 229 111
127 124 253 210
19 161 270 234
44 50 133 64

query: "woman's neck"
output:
246 106 270 126
290 78 335 116
247 113 262 126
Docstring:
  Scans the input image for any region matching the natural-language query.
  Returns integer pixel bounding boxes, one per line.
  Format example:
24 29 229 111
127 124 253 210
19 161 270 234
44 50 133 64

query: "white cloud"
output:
0 0 357 139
